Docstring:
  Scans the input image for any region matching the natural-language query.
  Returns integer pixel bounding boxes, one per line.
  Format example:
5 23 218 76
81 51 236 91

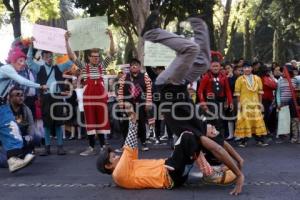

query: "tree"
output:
225 0 300 63
1 0 60 38
217 0 232 55
72 0 218 63
37 0 74 29
129 0 150 63
263 0 300 62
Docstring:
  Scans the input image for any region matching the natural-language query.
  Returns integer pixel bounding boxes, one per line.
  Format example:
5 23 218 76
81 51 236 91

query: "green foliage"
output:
23 0 60 23
0 0 60 25
264 0 300 38
0 3 5 25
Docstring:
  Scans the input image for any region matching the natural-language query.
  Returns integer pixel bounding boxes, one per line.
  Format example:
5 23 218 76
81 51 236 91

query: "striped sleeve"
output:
102 56 114 69
144 74 152 105
81 67 87 80
124 121 138 149
117 75 126 104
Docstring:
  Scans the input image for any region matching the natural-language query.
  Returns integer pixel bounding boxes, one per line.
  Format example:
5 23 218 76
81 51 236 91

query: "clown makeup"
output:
13 57 26 71
211 62 221 74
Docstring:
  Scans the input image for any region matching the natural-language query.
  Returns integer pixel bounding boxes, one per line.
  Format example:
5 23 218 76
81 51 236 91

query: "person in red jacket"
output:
257 65 277 135
197 52 233 137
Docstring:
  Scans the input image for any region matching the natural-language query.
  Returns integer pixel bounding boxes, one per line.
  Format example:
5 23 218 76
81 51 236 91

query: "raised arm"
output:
65 31 78 62
106 29 116 57
26 44 41 74
124 113 138 149
101 30 116 70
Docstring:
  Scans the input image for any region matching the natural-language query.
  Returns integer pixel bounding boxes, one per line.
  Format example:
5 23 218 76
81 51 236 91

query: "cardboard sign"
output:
33 24 67 54
67 16 109 51
144 41 176 67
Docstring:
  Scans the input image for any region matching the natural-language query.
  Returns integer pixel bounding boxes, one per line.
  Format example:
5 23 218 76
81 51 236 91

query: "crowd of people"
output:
0 9 299 196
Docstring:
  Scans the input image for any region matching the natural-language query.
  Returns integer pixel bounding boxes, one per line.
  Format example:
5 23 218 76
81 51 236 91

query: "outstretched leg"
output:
142 11 199 85
184 17 211 82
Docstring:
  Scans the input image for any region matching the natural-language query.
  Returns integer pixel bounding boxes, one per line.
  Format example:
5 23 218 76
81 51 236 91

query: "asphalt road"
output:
0 138 300 200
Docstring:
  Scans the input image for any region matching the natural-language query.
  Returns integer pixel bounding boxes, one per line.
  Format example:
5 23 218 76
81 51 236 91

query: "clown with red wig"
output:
0 46 47 173
197 51 233 137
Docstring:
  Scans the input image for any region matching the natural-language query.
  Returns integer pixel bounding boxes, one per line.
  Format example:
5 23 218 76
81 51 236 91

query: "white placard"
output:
33 24 67 54
144 41 176 67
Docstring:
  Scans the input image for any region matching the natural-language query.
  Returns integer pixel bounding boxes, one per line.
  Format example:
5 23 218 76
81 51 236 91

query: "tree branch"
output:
3 0 14 12
21 0 35 15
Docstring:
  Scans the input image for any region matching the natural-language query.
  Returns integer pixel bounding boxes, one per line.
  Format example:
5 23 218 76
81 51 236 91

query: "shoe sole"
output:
10 156 36 173
141 149 149 151
201 178 237 186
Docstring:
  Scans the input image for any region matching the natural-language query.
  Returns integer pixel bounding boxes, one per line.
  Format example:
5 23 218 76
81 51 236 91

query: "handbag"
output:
277 106 291 136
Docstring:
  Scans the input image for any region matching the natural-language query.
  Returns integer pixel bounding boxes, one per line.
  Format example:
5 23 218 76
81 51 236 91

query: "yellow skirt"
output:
234 106 267 138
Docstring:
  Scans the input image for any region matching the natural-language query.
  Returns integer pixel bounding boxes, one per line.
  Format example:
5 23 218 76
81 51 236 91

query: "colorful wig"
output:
211 51 224 63
6 46 27 64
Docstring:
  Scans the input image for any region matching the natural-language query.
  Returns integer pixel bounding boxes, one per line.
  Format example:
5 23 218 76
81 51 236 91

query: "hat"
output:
291 60 297 64
243 61 252 68
285 64 294 72
96 147 114 174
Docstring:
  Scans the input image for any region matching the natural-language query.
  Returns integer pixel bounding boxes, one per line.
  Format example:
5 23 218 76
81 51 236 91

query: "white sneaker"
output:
160 135 169 141
7 156 34 173
80 147 96 156
24 153 35 164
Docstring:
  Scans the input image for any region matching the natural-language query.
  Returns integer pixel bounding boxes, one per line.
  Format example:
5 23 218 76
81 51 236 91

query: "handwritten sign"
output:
33 24 67 54
144 41 176 67
67 16 109 51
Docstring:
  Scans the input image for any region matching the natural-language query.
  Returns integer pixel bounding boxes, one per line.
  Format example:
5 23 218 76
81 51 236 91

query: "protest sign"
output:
144 41 176 67
33 24 67 54
67 16 109 51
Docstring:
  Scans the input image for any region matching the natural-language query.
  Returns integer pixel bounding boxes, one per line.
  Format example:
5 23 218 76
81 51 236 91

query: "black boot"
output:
141 10 161 37
57 145 66 155
40 145 50 156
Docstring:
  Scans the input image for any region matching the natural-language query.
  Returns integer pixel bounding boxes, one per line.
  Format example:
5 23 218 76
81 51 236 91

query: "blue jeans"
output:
0 149 8 168
0 104 23 156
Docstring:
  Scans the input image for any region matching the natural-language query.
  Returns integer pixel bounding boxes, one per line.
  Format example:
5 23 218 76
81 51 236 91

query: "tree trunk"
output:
250 31 255 61
11 0 21 38
129 0 150 67
124 32 137 63
225 20 237 61
243 19 251 61
272 29 279 63
218 0 232 55
38 0 74 29
202 1 216 50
